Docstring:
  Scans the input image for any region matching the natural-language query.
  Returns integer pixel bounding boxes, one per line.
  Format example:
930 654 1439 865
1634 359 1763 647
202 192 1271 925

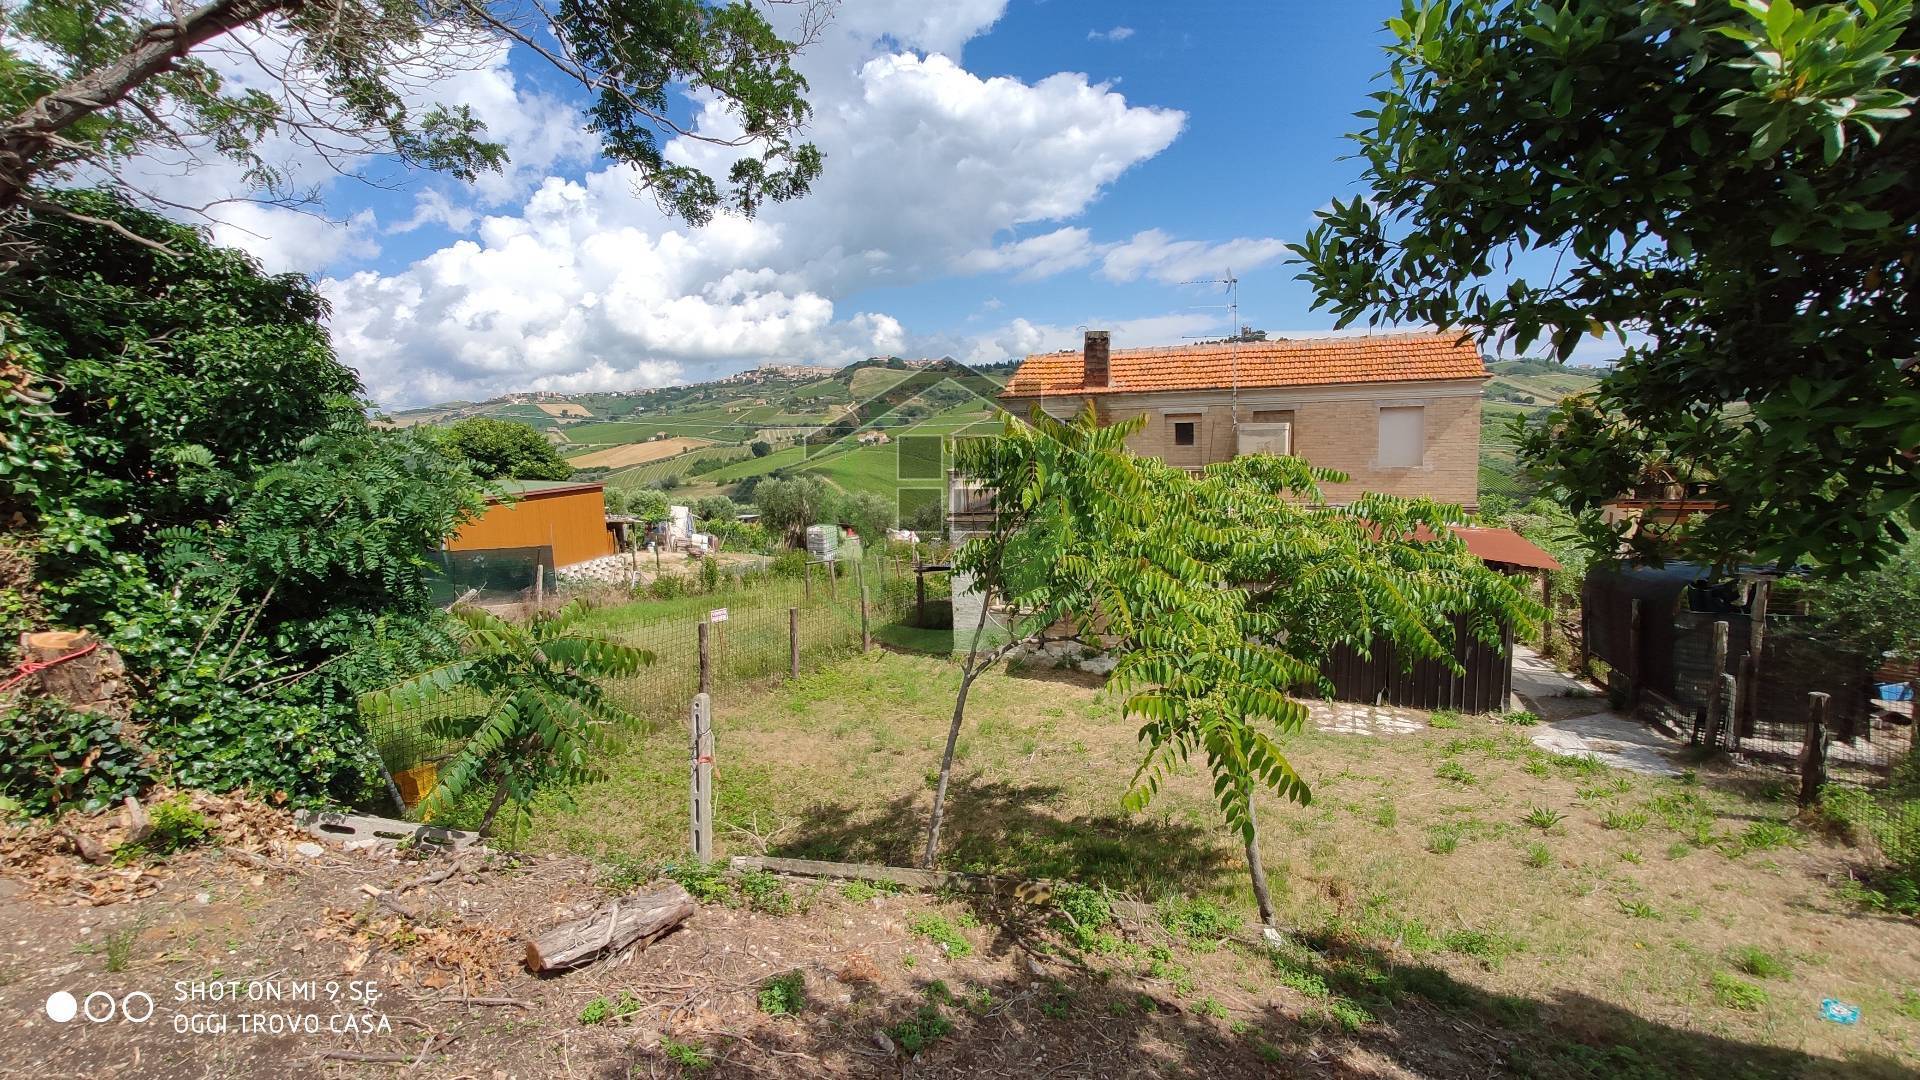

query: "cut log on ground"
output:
523 884 694 973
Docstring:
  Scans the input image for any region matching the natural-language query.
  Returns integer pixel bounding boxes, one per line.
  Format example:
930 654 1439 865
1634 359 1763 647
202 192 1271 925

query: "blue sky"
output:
180 1 1571 407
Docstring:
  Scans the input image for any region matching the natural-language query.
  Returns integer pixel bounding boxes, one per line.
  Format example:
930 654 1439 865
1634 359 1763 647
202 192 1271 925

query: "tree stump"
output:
16 630 129 716
14 630 143 748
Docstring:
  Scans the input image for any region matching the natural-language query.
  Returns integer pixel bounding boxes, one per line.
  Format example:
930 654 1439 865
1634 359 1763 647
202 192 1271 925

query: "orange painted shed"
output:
445 479 616 568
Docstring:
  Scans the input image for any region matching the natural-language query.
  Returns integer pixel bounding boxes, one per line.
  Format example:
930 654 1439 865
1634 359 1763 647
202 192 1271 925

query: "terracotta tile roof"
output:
1001 332 1486 398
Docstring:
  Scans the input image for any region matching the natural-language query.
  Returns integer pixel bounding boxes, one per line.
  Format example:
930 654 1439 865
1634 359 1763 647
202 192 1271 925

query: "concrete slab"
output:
1308 699 1428 737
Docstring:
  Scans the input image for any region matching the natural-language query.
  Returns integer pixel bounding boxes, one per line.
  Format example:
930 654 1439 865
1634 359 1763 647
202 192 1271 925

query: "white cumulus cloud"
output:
328 9 1193 405
1088 26 1136 42
1098 228 1292 284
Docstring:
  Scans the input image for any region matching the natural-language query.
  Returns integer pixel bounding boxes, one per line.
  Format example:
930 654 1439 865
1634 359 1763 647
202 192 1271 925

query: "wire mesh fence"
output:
365 552 918 778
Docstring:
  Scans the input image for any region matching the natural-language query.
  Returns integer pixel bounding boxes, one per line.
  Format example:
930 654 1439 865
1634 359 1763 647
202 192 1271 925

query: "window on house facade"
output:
1172 419 1197 446
1377 405 1425 467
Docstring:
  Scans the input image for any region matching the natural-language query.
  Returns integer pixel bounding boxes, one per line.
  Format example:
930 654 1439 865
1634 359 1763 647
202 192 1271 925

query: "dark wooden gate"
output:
1322 618 1515 714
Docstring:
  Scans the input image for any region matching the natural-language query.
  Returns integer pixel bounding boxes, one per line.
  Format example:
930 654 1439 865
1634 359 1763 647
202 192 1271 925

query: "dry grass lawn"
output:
532 650 1920 1077
566 435 713 469
537 401 591 417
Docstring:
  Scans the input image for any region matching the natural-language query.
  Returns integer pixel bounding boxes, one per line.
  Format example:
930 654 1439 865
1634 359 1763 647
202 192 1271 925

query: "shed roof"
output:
1452 527 1561 571
1001 332 1486 398
487 479 605 503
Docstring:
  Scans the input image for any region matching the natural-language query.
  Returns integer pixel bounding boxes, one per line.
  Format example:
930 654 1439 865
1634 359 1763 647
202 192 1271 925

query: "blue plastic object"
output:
1877 683 1914 702
1820 998 1861 1025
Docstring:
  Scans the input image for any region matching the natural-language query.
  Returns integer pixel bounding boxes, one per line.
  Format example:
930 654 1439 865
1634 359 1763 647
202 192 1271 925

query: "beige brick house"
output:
998 330 1488 509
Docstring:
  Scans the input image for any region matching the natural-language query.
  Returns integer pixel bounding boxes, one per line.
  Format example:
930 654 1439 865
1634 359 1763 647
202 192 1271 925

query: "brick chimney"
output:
1082 330 1112 389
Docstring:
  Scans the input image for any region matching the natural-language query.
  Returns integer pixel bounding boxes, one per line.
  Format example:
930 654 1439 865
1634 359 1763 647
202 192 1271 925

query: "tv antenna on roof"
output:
1179 269 1243 424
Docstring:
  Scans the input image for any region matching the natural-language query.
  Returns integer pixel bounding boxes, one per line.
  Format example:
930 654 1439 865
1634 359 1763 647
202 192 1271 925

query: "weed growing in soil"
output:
1052 882 1115 948
1198 996 1230 1020
1146 945 1197 995
1728 946 1791 979
1437 761 1476 786
578 991 641 1025
1373 802 1398 828
1602 808 1650 831
662 862 730 904
1427 826 1461 854
1524 842 1553 868
738 870 794 913
839 878 902 902
1523 806 1565 831
1710 972 1770 1011
1896 990 1920 1021
103 924 139 973
660 1036 713 1071
909 913 973 957
1429 709 1463 730
113 797 211 864
1160 898 1240 949
885 1006 953 1053
1498 710 1540 727
599 854 652 893
1728 820 1798 857
758 971 806 1016
1619 899 1662 920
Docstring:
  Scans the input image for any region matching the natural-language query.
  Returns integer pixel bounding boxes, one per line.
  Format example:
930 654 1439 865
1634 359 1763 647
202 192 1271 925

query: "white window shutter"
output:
1377 406 1425 467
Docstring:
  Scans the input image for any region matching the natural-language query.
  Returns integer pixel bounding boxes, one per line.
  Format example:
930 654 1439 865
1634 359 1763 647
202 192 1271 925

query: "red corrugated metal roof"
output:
1453 527 1561 571
1001 332 1486 398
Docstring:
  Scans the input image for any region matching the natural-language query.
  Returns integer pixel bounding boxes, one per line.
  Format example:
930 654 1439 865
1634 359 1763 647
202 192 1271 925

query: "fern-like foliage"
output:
361 599 655 835
963 403 1542 846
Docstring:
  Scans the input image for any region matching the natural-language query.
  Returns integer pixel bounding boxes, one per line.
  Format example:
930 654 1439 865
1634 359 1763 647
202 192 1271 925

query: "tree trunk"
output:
1243 792 1276 928
921 668 977 869
0 0 292 206
922 579 995 869
476 775 512 837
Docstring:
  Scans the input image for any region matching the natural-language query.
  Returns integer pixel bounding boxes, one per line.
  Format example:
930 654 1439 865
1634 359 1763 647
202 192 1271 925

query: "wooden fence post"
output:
826 556 837 599
1742 579 1771 737
789 606 801 677
860 586 872 652
697 620 711 698
689 692 714 863
1627 598 1644 707
1703 620 1730 748
1799 692 1831 807
1538 569 1553 654
804 560 812 599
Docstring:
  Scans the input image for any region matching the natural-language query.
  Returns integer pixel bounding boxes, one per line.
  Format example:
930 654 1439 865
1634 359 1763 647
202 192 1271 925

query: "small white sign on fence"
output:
709 608 729 623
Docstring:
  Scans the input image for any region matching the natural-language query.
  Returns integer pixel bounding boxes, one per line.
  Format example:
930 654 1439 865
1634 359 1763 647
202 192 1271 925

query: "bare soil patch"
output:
568 437 714 470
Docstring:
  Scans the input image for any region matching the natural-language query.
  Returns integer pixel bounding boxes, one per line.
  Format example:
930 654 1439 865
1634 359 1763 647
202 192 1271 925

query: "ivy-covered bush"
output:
0 698 152 816
1 192 484 809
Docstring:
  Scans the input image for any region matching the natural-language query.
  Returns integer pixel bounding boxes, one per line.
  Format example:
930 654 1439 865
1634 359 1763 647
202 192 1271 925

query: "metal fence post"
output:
689 692 714 863
789 606 800 678
855 557 871 651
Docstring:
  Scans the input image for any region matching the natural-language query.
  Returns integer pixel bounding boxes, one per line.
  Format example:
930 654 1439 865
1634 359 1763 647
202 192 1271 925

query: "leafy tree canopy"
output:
445 416 573 481
753 474 835 544
0 0 826 241
1292 0 1920 574
839 490 893 542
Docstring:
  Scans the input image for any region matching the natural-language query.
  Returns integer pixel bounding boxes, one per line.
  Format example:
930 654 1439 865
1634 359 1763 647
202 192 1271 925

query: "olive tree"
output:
1292 0 1920 574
